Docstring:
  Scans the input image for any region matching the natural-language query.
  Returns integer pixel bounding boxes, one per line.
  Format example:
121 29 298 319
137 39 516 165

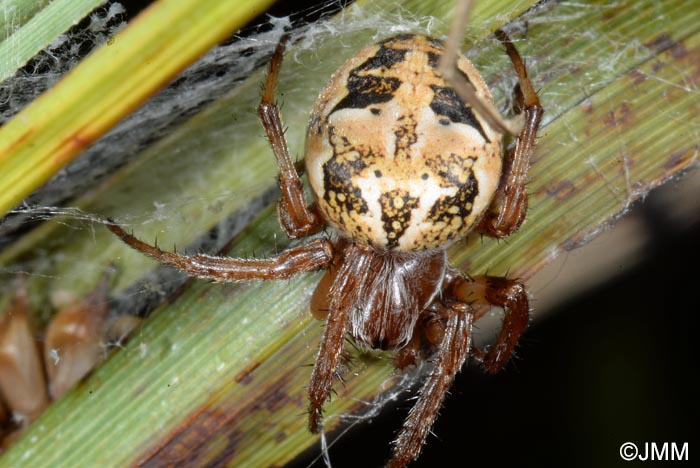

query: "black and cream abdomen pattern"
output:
305 34 503 251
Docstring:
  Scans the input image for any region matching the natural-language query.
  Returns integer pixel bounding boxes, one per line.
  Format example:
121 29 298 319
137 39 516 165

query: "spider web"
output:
0 0 698 466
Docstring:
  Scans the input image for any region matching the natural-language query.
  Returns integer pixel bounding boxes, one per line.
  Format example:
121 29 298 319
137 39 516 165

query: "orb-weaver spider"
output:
109 1 543 465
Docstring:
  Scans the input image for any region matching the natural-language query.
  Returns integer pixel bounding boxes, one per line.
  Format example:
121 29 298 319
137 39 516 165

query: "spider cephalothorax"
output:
108 5 543 466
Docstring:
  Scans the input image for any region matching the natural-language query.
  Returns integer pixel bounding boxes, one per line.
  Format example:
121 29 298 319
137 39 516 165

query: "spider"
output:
107 1 543 465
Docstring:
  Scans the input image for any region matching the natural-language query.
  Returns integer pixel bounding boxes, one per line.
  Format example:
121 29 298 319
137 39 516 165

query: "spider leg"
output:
448 274 529 373
438 0 524 136
388 302 474 468
394 310 445 370
107 223 332 282
307 298 351 434
258 35 323 238
477 30 544 238
307 242 371 433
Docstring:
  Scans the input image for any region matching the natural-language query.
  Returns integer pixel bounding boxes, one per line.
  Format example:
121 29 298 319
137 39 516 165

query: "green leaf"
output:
0 0 85 74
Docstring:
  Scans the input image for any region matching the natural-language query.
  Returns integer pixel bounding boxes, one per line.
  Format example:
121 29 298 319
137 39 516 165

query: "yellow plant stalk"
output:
0 0 276 216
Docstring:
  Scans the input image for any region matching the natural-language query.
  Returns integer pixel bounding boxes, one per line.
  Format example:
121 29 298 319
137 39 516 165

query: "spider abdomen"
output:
306 34 503 251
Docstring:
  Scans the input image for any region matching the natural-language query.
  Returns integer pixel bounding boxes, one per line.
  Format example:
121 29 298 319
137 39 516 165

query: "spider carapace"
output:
108 12 543 468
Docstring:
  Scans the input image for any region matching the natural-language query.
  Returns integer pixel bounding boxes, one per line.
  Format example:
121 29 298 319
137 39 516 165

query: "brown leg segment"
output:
394 310 447 370
308 241 411 432
388 302 474 468
306 252 359 433
258 36 323 238
307 301 351 433
478 30 544 238
107 223 332 282
448 274 529 373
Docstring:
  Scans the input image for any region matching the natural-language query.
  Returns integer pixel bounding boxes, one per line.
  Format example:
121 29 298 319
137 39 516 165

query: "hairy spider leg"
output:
106 224 332 281
386 273 528 467
307 244 372 433
307 300 352 433
447 274 529 373
258 35 324 238
388 301 474 468
477 30 544 238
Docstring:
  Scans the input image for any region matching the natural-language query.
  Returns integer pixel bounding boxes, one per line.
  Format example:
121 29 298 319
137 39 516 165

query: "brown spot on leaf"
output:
0 128 34 158
263 383 295 412
645 34 689 60
652 60 665 73
669 41 689 60
543 180 576 201
561 230 592 252
627 69 647 86
579 100 593 114
234 361 261 384
664 146 699 172
54 127 97 165
602 102 634 128
138 408 238 468
645 34 675 54
137 374 299 467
